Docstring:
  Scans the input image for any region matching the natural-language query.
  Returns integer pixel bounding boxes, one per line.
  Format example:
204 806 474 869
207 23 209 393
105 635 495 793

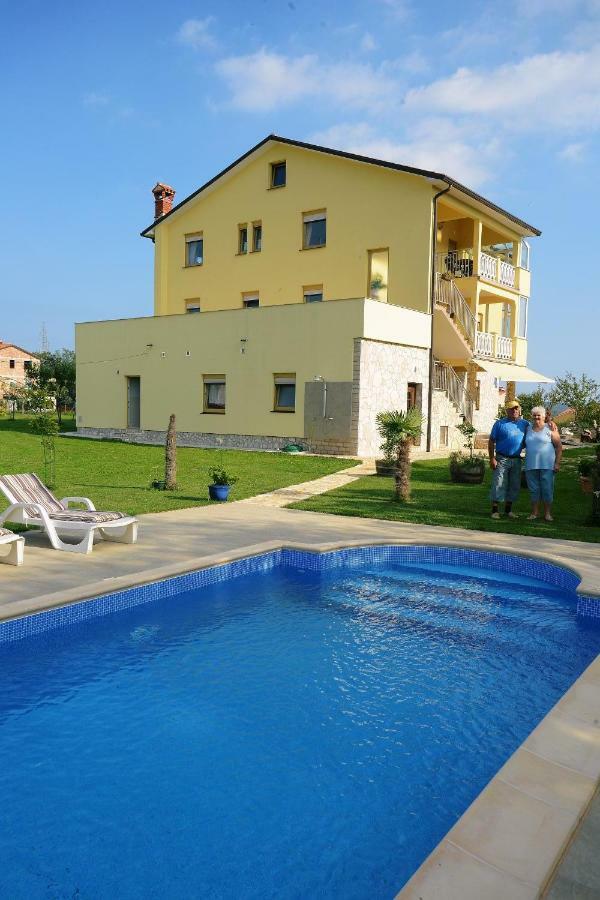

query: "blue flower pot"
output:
209 483 230 502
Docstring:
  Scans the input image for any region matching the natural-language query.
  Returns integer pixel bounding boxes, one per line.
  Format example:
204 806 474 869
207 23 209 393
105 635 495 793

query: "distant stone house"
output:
0 341 39 400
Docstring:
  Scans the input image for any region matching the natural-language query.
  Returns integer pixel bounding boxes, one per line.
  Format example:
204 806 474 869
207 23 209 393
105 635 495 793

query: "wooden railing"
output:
434 273 476 347
433 360 474 423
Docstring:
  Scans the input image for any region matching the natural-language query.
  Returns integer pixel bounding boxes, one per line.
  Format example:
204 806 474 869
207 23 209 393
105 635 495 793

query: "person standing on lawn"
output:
524 406 562 522
488 400 529 519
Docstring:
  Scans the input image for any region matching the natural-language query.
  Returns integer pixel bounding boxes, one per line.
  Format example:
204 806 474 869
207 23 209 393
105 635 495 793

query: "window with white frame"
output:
521 240 530 271
518 296 528 338
303 286 323 303
203 375 226 413
238 225 248 254
185 300 201 313
303 211 326 249
252 222 262 252
274 374 296 412
185 233 203 266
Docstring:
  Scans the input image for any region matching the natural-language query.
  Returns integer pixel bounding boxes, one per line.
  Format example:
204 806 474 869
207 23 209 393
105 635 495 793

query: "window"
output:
242 292 259 309
23 360 32 370
518 296 528 338
203 375 226 413
274 374 296 412
252 223 262 252
303 286 323 303
368 249 389 301
238 225 248 254
501 303 512 338
439 425 449 448
270 161 286 188
185 300 201 313
185 233 203 266
303 211 326 249
9 359 15 369
521 240 530 271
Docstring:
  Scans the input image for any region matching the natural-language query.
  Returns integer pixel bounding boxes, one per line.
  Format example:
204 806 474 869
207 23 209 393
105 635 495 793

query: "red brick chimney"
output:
152 183 176 219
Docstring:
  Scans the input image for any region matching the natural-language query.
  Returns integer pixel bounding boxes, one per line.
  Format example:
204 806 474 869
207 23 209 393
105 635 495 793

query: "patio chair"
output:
0 527 24 566
0 473 138 555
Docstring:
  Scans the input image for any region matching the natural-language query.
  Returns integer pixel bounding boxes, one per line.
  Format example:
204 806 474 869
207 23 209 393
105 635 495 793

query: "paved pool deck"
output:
0 476 599 900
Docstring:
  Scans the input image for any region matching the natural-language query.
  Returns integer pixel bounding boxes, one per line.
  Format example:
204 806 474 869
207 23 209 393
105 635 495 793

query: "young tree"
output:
28 389 59 486
376 408 423 502
517 387 547 420
549 373 600 430
27 349 76 426
165 414 177 491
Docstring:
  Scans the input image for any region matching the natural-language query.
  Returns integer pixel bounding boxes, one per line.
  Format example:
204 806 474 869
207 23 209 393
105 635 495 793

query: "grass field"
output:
0 416 357 520
292 447 599 543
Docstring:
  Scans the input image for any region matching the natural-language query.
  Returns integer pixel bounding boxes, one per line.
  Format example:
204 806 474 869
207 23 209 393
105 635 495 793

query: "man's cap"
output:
505 400 521 409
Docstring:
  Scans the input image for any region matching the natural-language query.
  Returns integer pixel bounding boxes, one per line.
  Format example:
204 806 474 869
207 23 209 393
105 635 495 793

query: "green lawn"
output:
0 416 357 520
292 448 599 543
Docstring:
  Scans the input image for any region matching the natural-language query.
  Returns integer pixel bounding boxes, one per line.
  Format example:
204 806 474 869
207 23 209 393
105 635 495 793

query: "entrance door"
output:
127 377 141 429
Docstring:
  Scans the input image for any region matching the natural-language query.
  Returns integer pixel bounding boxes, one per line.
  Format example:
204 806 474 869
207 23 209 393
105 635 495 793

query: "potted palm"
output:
449 421 486 484
376 408 423 501
208 467 238 501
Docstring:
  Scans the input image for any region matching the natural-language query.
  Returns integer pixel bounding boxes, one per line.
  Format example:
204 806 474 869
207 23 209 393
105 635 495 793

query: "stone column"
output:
506 381 516 403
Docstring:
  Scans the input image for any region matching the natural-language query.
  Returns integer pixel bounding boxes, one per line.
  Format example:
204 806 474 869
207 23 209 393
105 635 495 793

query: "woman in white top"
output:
524 406 562 522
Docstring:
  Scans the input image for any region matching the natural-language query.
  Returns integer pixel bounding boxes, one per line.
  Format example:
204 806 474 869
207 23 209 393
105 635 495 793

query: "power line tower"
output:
39 322 49 353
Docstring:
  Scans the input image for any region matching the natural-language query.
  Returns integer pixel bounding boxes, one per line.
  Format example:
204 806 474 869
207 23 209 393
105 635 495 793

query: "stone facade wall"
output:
76 428 306 452
353 339 430 457
430 390 464 451
473 371 501 435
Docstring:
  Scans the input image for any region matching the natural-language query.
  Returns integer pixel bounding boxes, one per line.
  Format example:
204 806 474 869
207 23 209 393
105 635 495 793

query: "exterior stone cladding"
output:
352 338 430 457
76 428 306 452
431 390 464 451
473 371 502 435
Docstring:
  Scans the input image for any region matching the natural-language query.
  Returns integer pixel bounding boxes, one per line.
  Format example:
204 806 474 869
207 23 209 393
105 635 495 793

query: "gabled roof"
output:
0 341 39 358
141 134 541 238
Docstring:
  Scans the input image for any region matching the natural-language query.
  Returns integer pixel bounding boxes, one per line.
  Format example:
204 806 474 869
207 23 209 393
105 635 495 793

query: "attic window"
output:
270 161 286 188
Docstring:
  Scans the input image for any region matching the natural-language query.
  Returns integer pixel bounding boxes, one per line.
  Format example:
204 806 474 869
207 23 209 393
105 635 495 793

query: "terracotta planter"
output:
580 476 593 495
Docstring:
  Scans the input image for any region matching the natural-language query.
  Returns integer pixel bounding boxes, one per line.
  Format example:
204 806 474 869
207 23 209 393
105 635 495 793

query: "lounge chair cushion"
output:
48 510 126 524
0 527 17 538
0 473 64 517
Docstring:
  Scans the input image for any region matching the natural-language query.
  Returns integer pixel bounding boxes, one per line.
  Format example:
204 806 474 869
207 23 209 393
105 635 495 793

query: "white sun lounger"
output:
0 527 24 565
0 473 138 555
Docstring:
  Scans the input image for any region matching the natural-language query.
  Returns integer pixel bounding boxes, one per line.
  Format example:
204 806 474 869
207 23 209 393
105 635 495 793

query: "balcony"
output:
436 250 516 289
475 331 513 360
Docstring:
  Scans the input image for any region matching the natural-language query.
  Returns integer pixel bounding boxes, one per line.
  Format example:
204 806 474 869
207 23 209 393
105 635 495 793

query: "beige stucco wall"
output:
151 143 434 317
76 299 431 442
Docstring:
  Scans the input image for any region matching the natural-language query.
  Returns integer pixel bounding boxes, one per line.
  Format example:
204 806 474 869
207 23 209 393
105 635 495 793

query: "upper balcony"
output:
435 248 525 292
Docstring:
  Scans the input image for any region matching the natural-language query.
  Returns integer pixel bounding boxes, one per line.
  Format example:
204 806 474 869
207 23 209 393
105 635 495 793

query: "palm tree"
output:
376 408 423 502
165 413 177 491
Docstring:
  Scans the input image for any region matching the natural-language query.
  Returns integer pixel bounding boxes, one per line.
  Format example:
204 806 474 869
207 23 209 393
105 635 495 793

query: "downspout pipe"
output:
426 182 451 452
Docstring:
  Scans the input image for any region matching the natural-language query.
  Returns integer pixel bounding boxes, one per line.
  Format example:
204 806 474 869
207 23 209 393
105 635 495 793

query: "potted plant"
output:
376 408 423 501
449 421 486 484
208 467 238 501
369 272 387 300
150 467 166 490
375 454 396 477
578 458 595 494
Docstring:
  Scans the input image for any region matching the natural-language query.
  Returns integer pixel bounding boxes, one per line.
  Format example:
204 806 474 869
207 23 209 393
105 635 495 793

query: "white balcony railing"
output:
496 335 513 359
436 248 516 288
475 331 513 360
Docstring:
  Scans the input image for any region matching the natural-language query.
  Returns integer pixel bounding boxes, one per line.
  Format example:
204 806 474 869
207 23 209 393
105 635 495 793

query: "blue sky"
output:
3 0 599 380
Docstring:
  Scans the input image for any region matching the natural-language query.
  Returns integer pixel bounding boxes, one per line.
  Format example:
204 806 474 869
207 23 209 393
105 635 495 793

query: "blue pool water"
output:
1 553 599 899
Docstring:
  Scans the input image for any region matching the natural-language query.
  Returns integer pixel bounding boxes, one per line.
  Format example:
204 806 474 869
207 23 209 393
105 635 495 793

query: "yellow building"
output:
76 135 551 455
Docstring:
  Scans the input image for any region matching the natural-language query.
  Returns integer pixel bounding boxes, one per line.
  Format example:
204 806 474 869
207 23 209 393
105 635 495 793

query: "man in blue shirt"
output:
488 400 529 519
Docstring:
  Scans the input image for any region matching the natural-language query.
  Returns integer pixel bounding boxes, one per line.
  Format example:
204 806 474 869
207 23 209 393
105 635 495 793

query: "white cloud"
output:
404 45 600 131
360 32 376 52
176 17 216 50
558 141 587 161
311 119 499 186
378 0 411 20
215 49 399 112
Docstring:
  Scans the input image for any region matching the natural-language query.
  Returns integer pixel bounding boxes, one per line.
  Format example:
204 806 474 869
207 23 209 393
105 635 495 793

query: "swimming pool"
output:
1 546 599 899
